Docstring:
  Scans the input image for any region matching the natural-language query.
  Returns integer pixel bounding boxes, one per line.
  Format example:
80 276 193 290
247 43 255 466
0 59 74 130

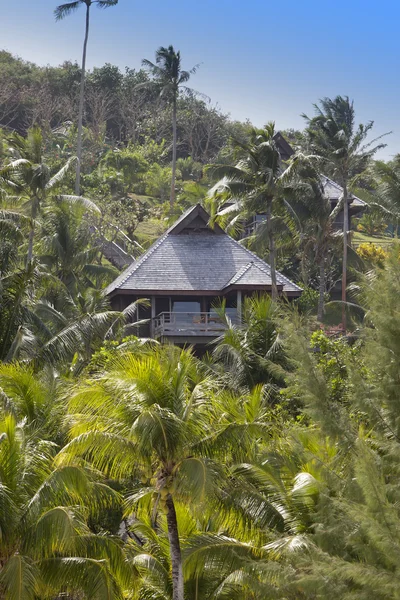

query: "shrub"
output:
356 211 387 236
356 242 388 266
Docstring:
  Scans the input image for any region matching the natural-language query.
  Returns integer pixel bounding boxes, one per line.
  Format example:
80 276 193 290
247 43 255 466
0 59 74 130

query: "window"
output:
172 300 201 314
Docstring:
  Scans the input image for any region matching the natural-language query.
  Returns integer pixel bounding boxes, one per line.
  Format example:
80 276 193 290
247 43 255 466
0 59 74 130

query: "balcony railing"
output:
153 312 237 338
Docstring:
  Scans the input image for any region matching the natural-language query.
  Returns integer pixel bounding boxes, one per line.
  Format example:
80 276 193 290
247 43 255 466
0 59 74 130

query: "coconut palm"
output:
61 347 216 600
303 96 387 329
60 346 274 600
142 46 200 208
0 193 27 273
0 255 145 368
369 155 400 233
0 412 127 600
0 362 63 442
285 167 344 321
0 261 49 362
208 124 289 299
55 0 119 195
130 513 282 600
40 199 117 296
5 127 84 264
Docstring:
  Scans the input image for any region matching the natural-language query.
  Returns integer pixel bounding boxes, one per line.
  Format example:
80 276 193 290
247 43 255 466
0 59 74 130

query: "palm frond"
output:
54 195 101 214
54 1 82 21
46 157 77 190
0 554 39 600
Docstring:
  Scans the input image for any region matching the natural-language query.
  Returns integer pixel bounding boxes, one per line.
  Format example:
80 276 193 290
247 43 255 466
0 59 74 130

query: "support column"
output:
150 296 156 338
237 290 242 323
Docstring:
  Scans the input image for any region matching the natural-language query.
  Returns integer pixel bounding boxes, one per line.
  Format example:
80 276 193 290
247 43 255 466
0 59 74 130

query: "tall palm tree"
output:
60 347 271 600
142 46 200 208
303 96 387 329
208 123 288 299
55 0 119 195
286 167 344 321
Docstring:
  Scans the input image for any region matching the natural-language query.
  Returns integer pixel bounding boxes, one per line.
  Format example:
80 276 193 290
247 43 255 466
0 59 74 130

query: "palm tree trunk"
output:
27 197 39 264
341 184 348 331
266 205 278 300
170 94 177 209
75 2 91 196
27 227 35 265
317 255 325 322
166 494 184 600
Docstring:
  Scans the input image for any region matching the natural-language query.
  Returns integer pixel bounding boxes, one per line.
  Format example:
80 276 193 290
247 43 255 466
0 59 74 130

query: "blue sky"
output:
2 0 399 158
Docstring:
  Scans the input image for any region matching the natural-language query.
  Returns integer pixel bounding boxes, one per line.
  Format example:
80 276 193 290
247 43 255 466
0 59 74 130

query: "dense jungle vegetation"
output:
2 2 400 598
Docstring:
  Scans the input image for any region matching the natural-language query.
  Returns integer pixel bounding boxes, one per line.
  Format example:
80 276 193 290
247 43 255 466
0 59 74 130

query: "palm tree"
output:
212 294 287 391
0 412 126 600
55 0 119 195
130 512 278 600
142 46 200 208
6 127 78 264
208 123 288 299
303 96 387 329
0 261 49 362
60 346 271 600
40 199 117 295
370 155 400 233
61 347 213 600
286 167 344 321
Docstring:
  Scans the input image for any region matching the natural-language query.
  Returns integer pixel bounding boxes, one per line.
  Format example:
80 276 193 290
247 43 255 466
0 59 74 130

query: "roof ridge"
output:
321 174 342 191
225 260 273 287
228 237 302 291
163 204 200 235
321 174 365 205
226 261 253 286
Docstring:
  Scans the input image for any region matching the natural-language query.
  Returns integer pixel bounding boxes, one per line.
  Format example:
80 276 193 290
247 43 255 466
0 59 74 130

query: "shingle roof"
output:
320 175 365 207
218 175 366 216
225 262 274 286
105 205 302 296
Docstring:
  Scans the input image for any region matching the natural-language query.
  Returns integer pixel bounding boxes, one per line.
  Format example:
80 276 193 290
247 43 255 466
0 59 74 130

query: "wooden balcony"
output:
153 312 237 340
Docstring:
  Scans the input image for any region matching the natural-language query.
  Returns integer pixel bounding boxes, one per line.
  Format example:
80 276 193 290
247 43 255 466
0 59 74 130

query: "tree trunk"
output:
170 94 177 209
266 205 278 300
27 227 35 265
341 184 348 331
317 256 326 322
27 196 39 264
166 494 184 600
75 3 91 196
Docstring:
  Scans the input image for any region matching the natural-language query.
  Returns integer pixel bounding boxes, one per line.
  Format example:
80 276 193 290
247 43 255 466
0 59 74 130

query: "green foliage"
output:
3 45 400 599
356 210 387 236
145 163 172 201
212 294 287 392
295 286 321 313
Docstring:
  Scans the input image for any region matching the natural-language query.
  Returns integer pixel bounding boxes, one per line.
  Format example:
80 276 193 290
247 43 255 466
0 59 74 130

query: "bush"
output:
356 211 387 236
295 285 329 315
356 242 388 266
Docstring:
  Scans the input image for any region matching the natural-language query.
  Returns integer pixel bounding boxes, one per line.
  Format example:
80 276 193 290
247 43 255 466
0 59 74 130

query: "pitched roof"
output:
226 261 275 287
320 175 365 208
218 174 366 217
105 205 301 296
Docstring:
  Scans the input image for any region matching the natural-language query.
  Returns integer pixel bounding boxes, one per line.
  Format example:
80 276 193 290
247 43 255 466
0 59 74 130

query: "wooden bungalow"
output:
105 204 302 346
